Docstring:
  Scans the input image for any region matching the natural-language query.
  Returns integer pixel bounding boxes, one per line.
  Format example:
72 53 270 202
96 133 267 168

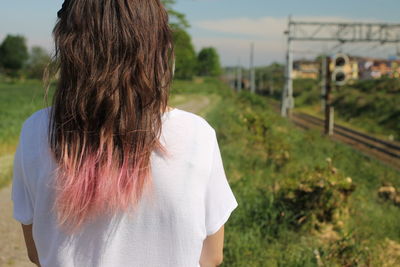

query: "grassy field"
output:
0 80 53 187
179 79 400 266
0 80 51 154
1 78 400 266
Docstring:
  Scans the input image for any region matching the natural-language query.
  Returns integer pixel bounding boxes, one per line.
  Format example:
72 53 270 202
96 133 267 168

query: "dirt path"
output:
172 95 212 116
0 94 217 267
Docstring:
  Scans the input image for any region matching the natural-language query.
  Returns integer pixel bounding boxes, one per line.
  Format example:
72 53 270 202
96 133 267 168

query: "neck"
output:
162 106 174 113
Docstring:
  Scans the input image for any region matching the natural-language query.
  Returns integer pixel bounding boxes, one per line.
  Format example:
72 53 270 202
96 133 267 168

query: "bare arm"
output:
21 224 40 267
199 225 225 267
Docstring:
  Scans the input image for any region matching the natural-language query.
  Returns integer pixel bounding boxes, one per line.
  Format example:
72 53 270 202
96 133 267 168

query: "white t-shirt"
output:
11 107 238 267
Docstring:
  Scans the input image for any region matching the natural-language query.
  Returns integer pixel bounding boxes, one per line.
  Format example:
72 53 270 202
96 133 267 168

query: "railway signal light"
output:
331 53 349 86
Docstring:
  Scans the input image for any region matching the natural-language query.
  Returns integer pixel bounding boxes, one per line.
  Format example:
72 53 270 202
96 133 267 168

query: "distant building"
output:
357 57 400 79
370 59 391 79
293 60 319 79
291 56 400 82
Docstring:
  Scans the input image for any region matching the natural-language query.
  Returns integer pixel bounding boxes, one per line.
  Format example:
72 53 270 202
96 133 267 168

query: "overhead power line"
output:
281 18 400 117
288 21 400 43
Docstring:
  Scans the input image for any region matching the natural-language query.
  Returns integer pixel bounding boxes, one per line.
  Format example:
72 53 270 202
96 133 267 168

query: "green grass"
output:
0 79 53 187
185 80 400 266
0 80 52 154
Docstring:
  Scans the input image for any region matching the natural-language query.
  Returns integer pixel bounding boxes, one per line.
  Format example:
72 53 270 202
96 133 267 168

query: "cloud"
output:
196 17 286 39
192 36 286 66
195 16 371 38
192 16 384 66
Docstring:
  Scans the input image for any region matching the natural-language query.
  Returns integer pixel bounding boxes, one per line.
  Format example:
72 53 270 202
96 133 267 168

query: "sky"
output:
1 0 400 67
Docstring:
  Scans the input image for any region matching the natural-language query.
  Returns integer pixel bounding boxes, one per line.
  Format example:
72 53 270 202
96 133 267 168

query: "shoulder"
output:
161 108 217 150
23 106 51 125
20 107 52 139
169 108 216 137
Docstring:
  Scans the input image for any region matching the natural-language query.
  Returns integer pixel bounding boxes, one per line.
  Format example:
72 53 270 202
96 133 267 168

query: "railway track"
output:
291 111 400 170
246 97 399 169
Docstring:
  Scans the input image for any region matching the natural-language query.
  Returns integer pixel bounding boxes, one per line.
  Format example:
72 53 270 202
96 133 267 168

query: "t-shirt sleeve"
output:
204 132 238 236
11 135 34 225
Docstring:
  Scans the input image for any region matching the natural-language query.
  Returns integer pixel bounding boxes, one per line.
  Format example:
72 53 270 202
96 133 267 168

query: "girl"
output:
12 1 238 266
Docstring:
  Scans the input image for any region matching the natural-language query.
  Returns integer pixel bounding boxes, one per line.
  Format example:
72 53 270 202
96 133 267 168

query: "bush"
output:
275 158 355 231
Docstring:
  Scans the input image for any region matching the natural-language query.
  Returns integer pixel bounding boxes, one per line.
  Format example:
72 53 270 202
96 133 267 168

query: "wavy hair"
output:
48 0 174 232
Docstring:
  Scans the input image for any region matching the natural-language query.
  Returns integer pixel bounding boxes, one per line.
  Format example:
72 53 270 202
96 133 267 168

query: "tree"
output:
25 46 51 80
162 0 197 80
0 35 29 76
172 29 197 80
197 47 222 77
161 0 190 30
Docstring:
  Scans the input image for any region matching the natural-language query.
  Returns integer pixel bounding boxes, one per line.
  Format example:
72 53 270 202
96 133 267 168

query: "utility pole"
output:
269 75 274 96
281 16 294 117
324 57 334 136
237 59 242 92
321 55 327 113
258 71 264 92
231 68 236 89
250 43 256 94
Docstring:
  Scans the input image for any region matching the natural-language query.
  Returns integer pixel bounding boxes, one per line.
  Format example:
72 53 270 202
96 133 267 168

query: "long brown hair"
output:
48 0 174 231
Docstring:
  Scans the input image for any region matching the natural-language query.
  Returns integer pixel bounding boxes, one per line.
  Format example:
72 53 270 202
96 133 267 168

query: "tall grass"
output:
186 80 400 266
